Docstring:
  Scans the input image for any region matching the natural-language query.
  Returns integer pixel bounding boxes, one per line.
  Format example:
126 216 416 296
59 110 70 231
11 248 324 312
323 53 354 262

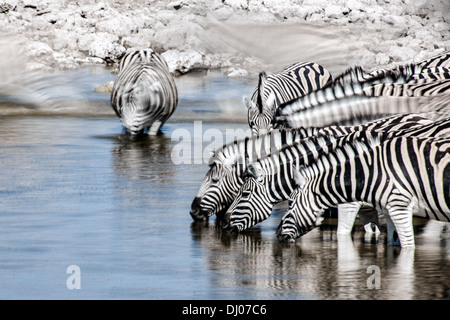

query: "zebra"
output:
111 49 178 137
277 133 450 248
244 62 332 135
221 115 450 233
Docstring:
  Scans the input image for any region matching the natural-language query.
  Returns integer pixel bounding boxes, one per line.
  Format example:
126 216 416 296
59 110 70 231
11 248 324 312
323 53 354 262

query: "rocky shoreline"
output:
0 0 449 77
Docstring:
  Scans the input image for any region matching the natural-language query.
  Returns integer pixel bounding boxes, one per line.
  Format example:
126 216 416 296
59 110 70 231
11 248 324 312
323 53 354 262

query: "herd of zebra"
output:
110 48 450 248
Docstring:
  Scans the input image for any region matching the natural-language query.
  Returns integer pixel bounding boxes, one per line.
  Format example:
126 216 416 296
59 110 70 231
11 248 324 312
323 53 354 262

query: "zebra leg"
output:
385 203 416 248
337 202 362 234
148 120 162 135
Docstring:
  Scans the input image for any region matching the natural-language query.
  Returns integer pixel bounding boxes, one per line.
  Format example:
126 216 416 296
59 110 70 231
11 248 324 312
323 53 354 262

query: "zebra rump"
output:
111 49 178 137
277 134 450 247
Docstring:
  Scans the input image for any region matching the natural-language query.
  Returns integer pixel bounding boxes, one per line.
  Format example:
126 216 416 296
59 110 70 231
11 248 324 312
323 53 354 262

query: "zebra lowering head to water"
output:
221 114 446 233
189 128 312 221
111 49 178 138
277 133 450 248
244 62 332 135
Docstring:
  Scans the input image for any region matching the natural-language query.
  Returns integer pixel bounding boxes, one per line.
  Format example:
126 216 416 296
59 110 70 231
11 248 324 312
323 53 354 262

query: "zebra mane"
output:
256 72 267 113
208 128 300 167
327 66 372 86
209 137 245 167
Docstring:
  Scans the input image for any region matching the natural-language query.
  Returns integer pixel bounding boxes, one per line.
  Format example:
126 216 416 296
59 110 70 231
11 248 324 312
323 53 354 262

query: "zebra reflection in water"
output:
190 218 430 299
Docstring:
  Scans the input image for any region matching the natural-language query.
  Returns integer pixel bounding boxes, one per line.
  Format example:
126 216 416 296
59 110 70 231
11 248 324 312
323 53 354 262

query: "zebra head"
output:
276 166 322 242
221 162 273 231
190 161 245 221
245 72 277 135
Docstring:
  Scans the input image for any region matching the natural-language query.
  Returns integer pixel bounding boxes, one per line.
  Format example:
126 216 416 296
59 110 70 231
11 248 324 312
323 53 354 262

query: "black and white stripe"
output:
277 133 450 248
111 49 178 137
245 62 332 135
190 114 430 223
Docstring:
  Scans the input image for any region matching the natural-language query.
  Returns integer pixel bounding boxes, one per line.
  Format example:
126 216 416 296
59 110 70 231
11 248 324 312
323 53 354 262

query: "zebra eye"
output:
212 177 220 184
241 190 251 200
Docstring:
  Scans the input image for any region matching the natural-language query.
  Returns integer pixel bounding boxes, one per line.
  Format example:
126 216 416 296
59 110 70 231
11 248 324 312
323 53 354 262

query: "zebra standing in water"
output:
244 62 332 135
111 49 178 137
277 134 450 248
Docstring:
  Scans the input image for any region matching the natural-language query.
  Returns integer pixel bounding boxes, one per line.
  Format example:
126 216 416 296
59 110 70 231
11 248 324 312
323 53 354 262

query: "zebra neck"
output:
311 147 371 209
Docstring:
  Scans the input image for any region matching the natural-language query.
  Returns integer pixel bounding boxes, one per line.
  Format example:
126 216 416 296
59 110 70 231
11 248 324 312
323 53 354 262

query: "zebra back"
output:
416 51 450 69
275 84 450 128
274 67 406 126
363 78 450 97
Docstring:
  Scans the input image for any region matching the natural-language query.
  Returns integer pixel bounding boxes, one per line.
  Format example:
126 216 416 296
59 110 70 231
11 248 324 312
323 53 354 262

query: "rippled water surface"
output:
0 68 449 300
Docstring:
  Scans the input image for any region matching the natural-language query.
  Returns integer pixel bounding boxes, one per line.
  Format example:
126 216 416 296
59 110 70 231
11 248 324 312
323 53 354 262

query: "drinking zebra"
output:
245 62 332 135
221 116 450 234
111 49 178 137
275 76 450 129
277 134 450 248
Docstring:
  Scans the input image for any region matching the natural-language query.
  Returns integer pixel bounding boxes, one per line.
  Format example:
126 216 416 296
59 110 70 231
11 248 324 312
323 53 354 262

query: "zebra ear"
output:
243 96 256 110
292 165 307 189
246 162 262 181
266 92 276 113
256 72 268 112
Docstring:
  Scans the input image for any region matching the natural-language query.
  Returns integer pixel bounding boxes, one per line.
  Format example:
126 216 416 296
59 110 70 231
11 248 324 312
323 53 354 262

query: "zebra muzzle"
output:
189 197 209 221
220 211 239 232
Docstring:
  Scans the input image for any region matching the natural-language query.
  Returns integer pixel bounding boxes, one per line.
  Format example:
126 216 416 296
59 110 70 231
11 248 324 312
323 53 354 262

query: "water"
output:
0 67 449 300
